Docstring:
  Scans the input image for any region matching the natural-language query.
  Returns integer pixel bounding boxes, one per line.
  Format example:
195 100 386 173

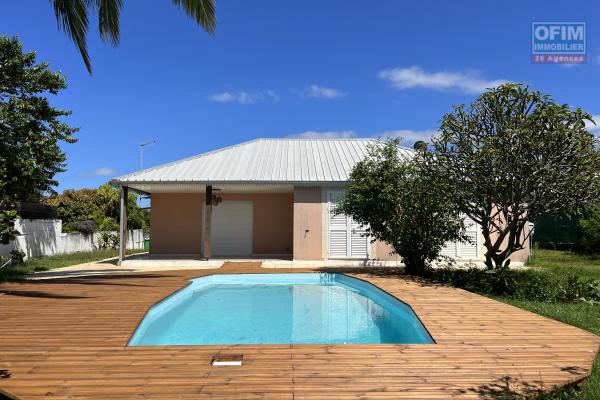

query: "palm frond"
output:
52 0 217 74
96 0 123 45
52 0 93 73
171 0 216 34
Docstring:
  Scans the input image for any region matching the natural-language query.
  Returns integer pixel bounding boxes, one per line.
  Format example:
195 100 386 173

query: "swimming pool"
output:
128 273 434 345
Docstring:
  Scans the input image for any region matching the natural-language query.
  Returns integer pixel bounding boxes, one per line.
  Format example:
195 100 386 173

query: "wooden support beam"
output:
118 186 128 265
203 185 212 259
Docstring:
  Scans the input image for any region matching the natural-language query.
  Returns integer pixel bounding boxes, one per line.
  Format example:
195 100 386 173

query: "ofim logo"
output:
532 22 586 64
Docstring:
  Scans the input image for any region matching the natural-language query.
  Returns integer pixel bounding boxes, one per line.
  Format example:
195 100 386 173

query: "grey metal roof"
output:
112 138 414 185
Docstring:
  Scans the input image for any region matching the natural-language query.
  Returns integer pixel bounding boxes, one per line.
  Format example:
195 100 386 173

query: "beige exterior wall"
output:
509 222 531 262
293 187 323 260
374 240 399 261
150 188 530 263
150 193 203 254
150 192 293 255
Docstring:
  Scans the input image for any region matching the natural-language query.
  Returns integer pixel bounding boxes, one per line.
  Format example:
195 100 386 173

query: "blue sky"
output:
2 0 600 193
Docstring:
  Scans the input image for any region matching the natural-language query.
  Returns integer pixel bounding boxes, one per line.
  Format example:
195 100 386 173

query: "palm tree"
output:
51 0 216 74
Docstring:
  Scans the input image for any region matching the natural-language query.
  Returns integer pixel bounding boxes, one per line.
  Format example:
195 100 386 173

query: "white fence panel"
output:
0 219 144 261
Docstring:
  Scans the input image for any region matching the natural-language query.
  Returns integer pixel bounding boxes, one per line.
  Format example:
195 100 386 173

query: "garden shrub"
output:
93 215 119 249
426 267 600 304
517 272 556 302
65 220 96 234
561 274 600 303
10 249 25 265
98 231 119 249
489 266 518 296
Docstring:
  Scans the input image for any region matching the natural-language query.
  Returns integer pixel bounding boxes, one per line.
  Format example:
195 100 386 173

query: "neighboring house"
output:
110 138 529 264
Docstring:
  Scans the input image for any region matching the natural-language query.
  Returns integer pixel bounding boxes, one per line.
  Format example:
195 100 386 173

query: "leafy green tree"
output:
337 139 467 276
44 184 147 230
578 206 600 253
0 36 77 244
43 188 101 226
95 184 147 229
426 83 600 270
51 0 216 73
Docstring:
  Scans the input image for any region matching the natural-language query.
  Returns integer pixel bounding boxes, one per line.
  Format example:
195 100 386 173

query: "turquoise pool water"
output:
128 273 434 345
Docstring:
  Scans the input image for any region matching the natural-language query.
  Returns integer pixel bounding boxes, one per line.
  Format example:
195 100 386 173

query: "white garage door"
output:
210 201 253 256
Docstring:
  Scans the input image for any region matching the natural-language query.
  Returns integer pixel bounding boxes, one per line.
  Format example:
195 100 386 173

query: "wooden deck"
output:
0 262 598 399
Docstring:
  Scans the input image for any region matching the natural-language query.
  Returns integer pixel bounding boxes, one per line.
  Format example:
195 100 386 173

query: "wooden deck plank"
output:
0 262 598 399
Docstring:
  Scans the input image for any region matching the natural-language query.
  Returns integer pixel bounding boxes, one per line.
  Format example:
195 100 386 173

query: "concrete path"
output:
27 256 403 279
26 254 524 280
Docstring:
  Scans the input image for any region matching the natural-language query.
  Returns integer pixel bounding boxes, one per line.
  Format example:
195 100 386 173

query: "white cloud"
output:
93 167 115 176
237 91 257 104
377 129 437 144
304 85 346 99
286 128 440 147
288 130 356 139
209 90 279 104
379 66 507 94
78 167 115 178
209 92 237 102
209 91 258 104
586 115 600 134
265 90 280 102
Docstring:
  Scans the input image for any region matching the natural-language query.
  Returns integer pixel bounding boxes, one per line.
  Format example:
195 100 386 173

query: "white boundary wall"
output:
0 219 144 261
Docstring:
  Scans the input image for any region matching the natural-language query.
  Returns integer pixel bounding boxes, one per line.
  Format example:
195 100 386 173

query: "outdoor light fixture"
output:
211 188 222 206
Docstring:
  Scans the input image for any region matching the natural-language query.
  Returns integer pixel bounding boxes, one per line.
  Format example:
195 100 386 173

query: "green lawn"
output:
492 249 600 399
526 250 600 281
0 248 145 281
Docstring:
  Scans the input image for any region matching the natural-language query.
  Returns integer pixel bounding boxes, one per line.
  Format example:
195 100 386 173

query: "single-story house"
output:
110 138 530 265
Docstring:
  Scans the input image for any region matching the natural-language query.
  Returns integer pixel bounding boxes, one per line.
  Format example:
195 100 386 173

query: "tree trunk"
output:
404 254 427 276
484 252 495 270
481 210 528 271
482 229 509 270
484 250 510 270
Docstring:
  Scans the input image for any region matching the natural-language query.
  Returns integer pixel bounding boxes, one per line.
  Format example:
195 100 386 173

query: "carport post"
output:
204 185 212 259
118 185 128 265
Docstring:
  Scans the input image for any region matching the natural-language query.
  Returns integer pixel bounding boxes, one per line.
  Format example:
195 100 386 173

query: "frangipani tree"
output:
426 83 600 270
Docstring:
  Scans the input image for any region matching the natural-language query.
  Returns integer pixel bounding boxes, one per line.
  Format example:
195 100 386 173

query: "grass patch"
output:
527 249 600 281
0 248 145 281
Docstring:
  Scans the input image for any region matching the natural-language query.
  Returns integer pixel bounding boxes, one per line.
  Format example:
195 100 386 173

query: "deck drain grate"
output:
211 354 243 366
